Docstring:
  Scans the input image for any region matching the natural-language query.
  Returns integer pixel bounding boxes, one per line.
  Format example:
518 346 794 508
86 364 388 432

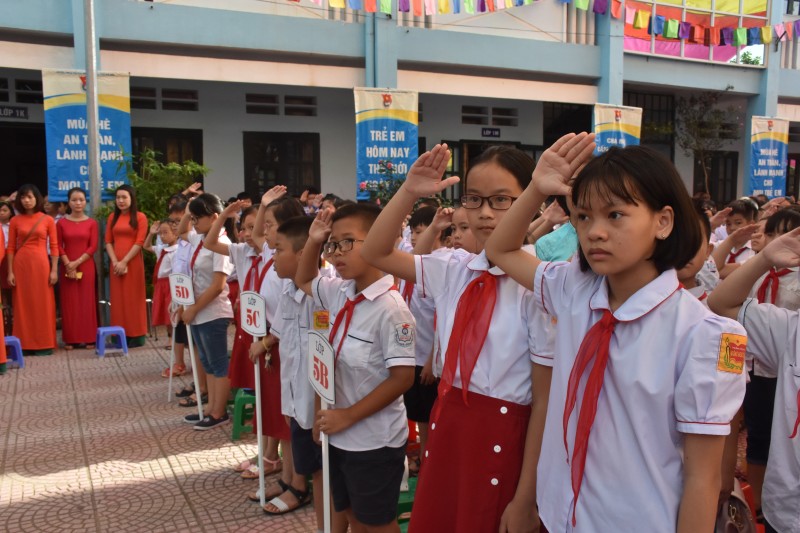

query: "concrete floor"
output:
0 335 317 533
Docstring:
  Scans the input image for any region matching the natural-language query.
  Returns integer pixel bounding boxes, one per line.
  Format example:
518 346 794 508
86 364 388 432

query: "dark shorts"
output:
192 318 230 378
290 418 322 476
743 373 777 465
403 365 438 423
329 444 405 526
174 321 188 345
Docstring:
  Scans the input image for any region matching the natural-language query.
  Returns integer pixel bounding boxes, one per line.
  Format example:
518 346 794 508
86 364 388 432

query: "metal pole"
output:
83 0 106 318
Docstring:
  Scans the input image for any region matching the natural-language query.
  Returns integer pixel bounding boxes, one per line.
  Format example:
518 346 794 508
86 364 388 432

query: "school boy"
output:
709 227 800 533
296 204 416 533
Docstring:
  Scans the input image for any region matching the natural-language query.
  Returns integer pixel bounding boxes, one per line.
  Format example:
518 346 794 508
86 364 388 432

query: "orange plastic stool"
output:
407 419 418 442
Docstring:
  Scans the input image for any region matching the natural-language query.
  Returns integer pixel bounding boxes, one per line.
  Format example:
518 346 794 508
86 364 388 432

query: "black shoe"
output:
176 385 195 398
193 414 230 431
184 413 203 424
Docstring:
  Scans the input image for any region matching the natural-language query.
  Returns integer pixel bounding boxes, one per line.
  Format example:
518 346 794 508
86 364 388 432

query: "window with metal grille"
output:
15 80 43 104
284 95 317 117
0 78 8 102
492 107 518 127
246 93 279 115
462 105 489 125
542 102 592 145
623 91 675 144
130 86 157 110
161 88 198 111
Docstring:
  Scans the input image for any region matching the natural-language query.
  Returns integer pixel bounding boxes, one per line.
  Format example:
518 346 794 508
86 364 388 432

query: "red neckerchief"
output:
153 248 168 278
244 256 272 293
698 292 708 301
401 279 415 305
756 268 792 304
189 240 204 276
790 390 800 439
432 271 499 422
563 309 618 527
328 294 366 363
727 247 748 264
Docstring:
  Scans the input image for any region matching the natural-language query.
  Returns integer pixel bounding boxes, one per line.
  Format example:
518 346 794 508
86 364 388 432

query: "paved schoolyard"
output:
0 334 316 533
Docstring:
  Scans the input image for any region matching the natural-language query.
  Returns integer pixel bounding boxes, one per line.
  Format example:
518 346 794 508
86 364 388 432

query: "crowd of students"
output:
2 133 799 533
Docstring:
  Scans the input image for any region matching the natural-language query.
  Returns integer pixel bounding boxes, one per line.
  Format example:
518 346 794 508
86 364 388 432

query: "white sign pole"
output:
169 274 201 419
308 331 335 533
240 290 269 509
185 322 203 420
167 329 176 402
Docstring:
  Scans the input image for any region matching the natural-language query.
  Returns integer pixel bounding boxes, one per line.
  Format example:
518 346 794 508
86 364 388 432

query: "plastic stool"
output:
5 336 23 368
231 388 256 440
96 326 129 357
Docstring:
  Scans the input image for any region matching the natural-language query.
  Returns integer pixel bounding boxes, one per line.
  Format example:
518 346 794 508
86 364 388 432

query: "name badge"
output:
313 310 330 330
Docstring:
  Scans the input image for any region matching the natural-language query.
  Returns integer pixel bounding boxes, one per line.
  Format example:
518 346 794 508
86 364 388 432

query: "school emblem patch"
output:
395 323 414 347
313 310 330 330
717 333 747 374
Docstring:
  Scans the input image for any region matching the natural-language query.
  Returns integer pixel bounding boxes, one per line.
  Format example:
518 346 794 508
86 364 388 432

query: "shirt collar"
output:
342 274 395 301
589 268 681 322
282 280 306 304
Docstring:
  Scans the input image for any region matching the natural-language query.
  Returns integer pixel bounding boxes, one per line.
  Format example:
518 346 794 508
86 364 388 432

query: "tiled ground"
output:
0 333 317 533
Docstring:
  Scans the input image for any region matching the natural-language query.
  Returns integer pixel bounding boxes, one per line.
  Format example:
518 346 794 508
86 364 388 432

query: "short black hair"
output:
237 191 254 202
409 206 437 230
169 201 187 215
266 197 306 226
331 203 382 234
467 145 534 191
728 199 758 221
765 208 800 235
572 145 701 273
277 216 313 251
14 184 45 214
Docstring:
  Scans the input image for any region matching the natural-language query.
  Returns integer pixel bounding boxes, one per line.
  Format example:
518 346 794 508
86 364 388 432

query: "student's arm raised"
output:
205 201 242 256
251 185 287 252
709 226 800 320
296 209 332 296
486 132 595 290
362 144 459 282
413 207 452 255
709 224 757 274
143 221 159 253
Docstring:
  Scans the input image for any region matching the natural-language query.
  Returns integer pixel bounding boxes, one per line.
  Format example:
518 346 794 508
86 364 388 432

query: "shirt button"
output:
425 451 429 458
500 406 508 414
491 478 499 486
431 423 436 430
493 445 501 453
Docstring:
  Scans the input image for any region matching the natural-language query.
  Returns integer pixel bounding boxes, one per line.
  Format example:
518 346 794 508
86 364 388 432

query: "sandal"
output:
234 456 259 473
262 485 311 515
241 457 282 479
162 364 187 378
248 479 288 502
175 385 195 398
64 344 74 351
178 393 207 408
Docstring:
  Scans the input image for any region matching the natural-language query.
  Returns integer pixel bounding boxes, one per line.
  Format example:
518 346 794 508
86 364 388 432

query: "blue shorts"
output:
290 418 322 476
191 318 230 378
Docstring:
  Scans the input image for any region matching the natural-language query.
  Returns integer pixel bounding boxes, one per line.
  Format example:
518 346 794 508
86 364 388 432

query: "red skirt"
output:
229 325 255 390
255 343 291 440
151 277 171 327
0 257 10 290
228 280 240 328
408 388 531 533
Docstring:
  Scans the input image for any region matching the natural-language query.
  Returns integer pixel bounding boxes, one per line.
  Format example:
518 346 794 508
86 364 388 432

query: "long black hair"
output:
110 184 139 231
13 184 45 214
65 187 87 215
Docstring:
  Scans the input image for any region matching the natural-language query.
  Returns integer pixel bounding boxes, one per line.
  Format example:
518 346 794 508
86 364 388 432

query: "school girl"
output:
709 227 800 533
361 144 555 532
144 220 179 334
485 135 747 532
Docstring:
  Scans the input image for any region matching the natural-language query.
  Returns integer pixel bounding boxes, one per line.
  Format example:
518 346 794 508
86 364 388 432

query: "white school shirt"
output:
738 299 800 533
414 247 555 405
228 243 262 292
534 260 747 532
256 246 283 327
172 228 197 276
186 232 234 325
696 257 720 291
153 243 178 278
747 266 800 378
1 222 8 244
312 274 416 451
271 281 327 430
728 242 756 264
399 277 435 367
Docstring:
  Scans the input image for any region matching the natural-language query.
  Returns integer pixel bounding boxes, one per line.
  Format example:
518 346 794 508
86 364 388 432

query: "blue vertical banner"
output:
593 103 642 155
42 70 132 202
748 116 789 198
354 89 418 201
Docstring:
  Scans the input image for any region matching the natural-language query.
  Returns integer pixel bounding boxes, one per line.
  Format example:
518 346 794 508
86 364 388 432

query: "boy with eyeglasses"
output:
296 204 416 533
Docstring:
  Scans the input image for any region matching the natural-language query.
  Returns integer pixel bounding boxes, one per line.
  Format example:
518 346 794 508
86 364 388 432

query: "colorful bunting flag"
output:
478 0 485 11
760 25 772 44
380 0 392 12
453 0 460 13
747 27 761 45
611 0 622 19
785 20 793 40
625 6 636 23
593 0 608 15
633 10 650 29
398 0 410 11
662 18 677 38
648 15 665 35
463 0 474 12
348 0 361 8
690 25 704 43
733 27 746 45
331 0 346 7
678 21 691 39
413 0 423 15
720 27 734 45
363 0 376 11
425 0 435 14
774 24 786 41
574 0 589 9
438 0 449 13
705 26 719 46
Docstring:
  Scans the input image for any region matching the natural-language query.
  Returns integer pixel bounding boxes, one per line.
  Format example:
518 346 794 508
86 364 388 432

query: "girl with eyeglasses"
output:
105 184 148 347
362 144 557 532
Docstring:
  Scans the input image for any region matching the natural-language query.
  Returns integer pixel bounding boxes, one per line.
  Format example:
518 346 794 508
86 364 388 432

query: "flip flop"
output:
178 394 207 408
241 457 282 479
234 457 259 473
262 485 312 515
248 479 288 502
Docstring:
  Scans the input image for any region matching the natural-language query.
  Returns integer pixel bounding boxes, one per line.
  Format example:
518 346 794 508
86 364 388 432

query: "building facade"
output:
1 0 799 202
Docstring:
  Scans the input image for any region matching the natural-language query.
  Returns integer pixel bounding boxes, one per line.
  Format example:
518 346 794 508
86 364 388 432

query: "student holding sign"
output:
296 205 416 533
176 193 235 431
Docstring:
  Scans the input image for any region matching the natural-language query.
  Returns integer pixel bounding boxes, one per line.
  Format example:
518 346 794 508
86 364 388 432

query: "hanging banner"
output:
748 116 789 198
42 69 131 202
354 88 418 202
592 103 642 155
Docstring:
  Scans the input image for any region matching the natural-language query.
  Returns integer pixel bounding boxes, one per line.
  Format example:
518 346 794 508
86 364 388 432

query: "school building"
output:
1 0 799 203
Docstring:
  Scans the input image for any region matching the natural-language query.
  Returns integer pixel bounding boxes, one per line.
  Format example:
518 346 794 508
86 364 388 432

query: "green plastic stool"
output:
231 388 256 441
